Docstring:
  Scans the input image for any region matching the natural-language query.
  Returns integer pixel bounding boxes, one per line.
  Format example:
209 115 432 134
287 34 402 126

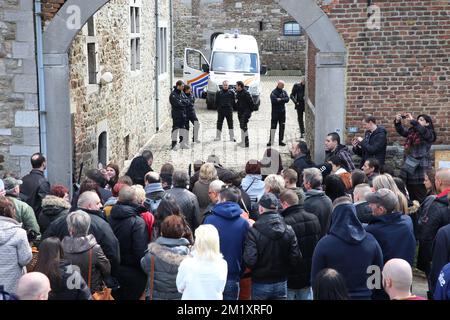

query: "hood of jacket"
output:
329 196 366 244
254 211 287 240
144 183 165 195
110 202 141 220
61 234 97 254
305 189 326 199
148 236 190 260
212 202 243 220
0 216 23 245
42 195 71 210
435 193 450 206
104 197 117 207
336 144 351 154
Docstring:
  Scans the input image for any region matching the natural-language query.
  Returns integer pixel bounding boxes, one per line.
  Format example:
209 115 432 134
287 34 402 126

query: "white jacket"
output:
176 252 227 300
0 216 32 293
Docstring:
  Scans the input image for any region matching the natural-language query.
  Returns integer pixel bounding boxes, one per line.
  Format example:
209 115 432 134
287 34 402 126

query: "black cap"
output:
258 193 279 210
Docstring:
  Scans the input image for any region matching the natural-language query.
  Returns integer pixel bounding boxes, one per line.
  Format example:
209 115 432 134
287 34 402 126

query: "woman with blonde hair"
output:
176 225 227 300
264 174 285 199
192 163 218 223
131 184 155 242
372 174 409 214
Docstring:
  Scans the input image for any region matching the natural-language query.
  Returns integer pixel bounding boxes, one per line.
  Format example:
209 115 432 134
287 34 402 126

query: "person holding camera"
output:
394 113 436 202
352 116 387 169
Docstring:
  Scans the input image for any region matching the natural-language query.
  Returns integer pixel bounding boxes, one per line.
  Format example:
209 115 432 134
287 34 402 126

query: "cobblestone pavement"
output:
142 75 429 298
147 75 302 173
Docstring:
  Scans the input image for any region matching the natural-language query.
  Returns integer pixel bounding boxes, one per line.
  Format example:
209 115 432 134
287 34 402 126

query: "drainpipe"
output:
34 0 48 177
169 0 174 89
155 0 160 131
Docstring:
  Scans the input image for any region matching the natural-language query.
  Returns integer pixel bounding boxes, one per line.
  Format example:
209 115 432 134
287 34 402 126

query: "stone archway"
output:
43 0 346 188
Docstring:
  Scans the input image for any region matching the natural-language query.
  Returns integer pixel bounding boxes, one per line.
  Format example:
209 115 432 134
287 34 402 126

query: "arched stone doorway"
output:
43 0 346 188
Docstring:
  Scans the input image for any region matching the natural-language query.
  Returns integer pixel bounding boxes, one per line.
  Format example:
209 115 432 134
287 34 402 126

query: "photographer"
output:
394 113 436 202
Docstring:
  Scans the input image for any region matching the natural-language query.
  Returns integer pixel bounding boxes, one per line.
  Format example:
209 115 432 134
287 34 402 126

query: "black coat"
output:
184 92 196 117
243 211 302 283
39 195 70 235
304 190 333 238
430 224 450 296
20 169 51 217
270 87 290 113
280 204 320 289
290 83 305 111
215 89 236 111
48 262 92 300
125 156 153 187
352 126 388 168
169 88 188 119
290 155 316 187
417 194 450 275
42 208 120 277
236 89 254 115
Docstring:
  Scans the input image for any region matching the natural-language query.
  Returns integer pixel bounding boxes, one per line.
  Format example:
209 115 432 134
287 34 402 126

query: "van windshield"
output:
211 52 258 73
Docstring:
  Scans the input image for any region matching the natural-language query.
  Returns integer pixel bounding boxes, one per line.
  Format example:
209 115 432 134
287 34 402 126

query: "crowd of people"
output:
1 111 450 301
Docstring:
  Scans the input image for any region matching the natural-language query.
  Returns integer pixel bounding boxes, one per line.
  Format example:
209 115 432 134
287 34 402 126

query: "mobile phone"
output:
401 115 407 119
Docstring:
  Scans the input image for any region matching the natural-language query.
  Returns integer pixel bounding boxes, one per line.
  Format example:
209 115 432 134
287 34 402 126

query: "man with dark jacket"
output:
170 80 189 150
183 84 200 143
311 196 383 300
166 170 200 232
290 77 306 138
143 171 166 214
215 81 236 142
109 186 149 300
430 224 450 298
353 183 373 224
352 116 387 168
243 193 302 300
302 168 333 237
324 132 355 172
20 153 50 218
268 80 290 147
280 190 320 300
126 150 154 187
235 81 254 148
204 186 250 300
418 168 450 281
42 191 120 280
290 141 316 187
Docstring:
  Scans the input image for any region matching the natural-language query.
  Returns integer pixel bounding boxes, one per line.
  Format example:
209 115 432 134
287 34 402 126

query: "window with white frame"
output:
283 21 302 36
86 16 99 84
130 0 141 71
158 27 168 75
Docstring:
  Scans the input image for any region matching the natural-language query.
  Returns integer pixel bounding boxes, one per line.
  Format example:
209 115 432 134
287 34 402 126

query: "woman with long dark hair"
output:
36 237 92 300
395 113 436 202
106 163 120 190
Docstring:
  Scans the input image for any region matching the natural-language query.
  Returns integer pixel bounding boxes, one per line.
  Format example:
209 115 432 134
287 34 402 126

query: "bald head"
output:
16 272 51 300
277 80 285 89
145 171 161 185
77 191 101 211
382 259 413 298
436 168 450 192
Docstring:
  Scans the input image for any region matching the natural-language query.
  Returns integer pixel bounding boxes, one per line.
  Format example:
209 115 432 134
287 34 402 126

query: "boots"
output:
238 130 249 148
267 129 275 147
214 130 221 141
229 129 236 142
193 121 200 143
279 124 286 146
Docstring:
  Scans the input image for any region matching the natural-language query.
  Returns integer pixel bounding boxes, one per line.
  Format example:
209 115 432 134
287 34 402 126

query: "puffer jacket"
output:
141 237 190 300
243 211 302 283
39 195 70 234
304 189 333 238
280 204 321 289
61 234 111 292
166 187 200 232
0 216 32 293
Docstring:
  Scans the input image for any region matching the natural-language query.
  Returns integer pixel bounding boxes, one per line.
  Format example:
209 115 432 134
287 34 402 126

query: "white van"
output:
183 32 264 110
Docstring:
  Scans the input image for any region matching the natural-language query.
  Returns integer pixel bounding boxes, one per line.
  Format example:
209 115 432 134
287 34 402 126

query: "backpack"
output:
144 198 162 214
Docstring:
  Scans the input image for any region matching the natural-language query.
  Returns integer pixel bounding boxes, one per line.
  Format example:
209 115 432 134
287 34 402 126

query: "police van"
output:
183 32 264 110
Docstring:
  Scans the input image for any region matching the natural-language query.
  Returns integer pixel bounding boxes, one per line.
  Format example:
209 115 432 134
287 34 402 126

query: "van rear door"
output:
183 48 210 98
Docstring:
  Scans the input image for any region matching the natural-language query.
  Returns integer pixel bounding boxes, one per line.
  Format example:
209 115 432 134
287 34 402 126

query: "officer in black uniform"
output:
235 81 254 148
169 80 189 150
183 84 201 143
214 80 236 142
290 76 306 138
268 80 290 147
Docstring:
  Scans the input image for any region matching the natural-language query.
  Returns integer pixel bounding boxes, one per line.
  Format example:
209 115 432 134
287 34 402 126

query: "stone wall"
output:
173 0 306 72
69 0 172 174
0 0 39 178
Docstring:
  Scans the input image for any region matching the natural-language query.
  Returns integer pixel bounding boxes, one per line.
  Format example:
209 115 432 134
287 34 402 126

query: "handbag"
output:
141 255 155 300
88 248 114 300
402 155 421 175
26 247 39 273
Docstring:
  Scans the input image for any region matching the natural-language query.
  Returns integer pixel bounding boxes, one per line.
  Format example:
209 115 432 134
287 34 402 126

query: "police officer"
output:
236 81 254 148
268 80 290 147
169 80 189 150
214 80 236 142
290 76 306 138
183 84 201 143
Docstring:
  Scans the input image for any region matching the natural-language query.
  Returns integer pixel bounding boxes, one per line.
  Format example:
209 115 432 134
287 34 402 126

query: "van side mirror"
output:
260 65 267 75
202 64 210 72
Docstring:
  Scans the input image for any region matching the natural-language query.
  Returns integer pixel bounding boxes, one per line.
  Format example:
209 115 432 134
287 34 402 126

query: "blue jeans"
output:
223 280 240 300
252 281 287 300
287 287 312 300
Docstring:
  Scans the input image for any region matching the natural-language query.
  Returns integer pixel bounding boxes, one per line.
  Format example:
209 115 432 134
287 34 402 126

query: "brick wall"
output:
310 0 450 147
173 0 306 72
41 0 66 23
